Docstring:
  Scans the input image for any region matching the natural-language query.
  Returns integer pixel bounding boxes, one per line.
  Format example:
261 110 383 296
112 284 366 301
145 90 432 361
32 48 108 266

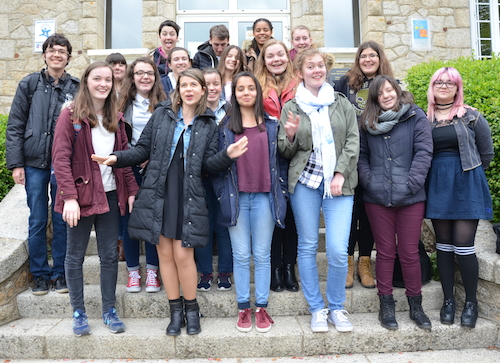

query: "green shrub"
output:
406 56 500 222
0 114 14 202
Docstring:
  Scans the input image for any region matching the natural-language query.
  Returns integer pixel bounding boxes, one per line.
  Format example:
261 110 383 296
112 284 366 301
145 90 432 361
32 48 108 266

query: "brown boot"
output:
358 256 375 288
345 255 354 288
117 240 126 261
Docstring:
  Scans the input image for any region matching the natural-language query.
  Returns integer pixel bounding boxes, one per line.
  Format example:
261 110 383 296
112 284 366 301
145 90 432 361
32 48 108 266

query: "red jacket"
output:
263 78 298 118
52 106 139 218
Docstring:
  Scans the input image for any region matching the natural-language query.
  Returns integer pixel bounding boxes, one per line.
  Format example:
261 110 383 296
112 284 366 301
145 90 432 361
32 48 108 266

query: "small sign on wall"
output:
411 18 431 51
34 19 56 53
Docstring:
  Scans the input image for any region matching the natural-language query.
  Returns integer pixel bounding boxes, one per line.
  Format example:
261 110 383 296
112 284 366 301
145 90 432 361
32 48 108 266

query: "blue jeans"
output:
65 191 120 314
122 166 159 271
195 178 232 275
291 182 353 312
24 166 67 279
228 192 275 309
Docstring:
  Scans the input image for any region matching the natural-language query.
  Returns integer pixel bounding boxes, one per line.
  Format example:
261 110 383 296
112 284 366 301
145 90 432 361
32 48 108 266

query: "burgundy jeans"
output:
365 202 425 296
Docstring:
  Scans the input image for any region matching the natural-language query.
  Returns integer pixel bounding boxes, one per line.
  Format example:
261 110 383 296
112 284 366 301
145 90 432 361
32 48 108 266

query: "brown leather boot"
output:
345 255 354 288
117 240 126 261
358 256 375 288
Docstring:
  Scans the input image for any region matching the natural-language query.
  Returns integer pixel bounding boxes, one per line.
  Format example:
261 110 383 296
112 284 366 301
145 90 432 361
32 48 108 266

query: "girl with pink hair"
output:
425 67 493 329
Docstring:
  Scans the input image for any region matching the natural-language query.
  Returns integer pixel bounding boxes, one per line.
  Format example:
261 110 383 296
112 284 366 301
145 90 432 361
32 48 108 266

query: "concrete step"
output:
81 251 369 285
0 313 496 360
16 280 443 319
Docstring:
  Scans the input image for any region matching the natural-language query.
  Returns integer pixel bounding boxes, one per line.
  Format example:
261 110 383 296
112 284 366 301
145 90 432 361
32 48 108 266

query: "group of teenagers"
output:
6 16 493 339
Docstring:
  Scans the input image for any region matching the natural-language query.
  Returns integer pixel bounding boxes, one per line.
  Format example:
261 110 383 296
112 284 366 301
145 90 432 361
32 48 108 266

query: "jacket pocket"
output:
75 176 92 209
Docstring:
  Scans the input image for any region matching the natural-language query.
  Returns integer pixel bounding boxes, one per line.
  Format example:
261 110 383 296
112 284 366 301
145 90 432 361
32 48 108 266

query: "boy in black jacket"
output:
6 33 80 295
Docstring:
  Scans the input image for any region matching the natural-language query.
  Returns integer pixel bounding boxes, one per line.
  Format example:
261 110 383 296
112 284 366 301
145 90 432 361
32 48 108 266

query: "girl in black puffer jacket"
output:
358 75 433 331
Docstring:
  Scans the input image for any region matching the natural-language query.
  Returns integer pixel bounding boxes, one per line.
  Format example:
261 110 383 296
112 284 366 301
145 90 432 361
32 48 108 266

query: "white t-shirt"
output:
92 115 116 192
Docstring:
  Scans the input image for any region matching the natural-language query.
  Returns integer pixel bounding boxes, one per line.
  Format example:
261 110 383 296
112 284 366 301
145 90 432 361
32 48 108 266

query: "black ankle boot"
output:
270 266 284 292
184 299 201 335
440 298 456 325
166 298 185 336
461 301 478 329
379 294 398 330
407 295 432 330
283 264 299 292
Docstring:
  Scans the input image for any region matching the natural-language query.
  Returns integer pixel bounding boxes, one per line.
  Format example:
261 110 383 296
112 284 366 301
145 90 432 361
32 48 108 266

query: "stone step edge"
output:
16 280 445 319
0 312 496 360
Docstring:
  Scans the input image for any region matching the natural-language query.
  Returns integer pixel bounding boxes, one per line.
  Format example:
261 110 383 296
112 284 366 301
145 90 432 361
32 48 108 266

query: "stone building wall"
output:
0 0 474 114
361 0 472 82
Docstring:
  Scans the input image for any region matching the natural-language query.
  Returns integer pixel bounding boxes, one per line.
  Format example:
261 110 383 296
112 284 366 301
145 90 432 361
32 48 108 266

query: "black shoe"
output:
461 301 478 329
440 299 455 325
166 299 185 336
270 266 284 292
32 276 49 295
407 295 432 330
283 264 299 292
184 300 201 335
53 276 68 294
379 295 398 330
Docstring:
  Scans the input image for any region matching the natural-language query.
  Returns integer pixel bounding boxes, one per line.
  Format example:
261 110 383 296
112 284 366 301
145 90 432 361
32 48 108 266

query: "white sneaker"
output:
327 309 353 332
310 309 329 332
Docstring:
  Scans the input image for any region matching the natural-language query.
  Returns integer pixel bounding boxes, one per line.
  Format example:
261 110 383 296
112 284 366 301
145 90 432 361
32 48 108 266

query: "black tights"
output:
432 219 479 303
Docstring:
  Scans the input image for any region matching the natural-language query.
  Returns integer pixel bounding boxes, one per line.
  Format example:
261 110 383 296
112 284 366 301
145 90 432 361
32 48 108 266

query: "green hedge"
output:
406 56 500 222
0 114 14 201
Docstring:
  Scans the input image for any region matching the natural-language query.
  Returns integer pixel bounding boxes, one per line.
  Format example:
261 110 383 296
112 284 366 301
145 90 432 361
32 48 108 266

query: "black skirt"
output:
161 134 184 240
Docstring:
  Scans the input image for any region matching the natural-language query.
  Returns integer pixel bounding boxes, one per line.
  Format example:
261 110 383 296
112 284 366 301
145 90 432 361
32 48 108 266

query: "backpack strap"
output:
26 72 41 107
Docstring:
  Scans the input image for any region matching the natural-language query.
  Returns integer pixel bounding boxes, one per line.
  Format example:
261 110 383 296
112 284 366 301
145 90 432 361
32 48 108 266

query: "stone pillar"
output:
143 0 176 50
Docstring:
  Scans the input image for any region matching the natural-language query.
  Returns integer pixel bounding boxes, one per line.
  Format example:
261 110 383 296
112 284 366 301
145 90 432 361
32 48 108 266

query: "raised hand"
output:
91 154 117 166
285 111 300 142
227 136 249 159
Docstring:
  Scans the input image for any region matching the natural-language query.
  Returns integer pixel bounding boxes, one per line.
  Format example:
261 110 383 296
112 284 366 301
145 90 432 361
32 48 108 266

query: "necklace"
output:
436 102 453 110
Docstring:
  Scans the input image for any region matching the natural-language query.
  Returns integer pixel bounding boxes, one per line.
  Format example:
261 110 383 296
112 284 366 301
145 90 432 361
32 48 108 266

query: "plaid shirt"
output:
298 149 323 189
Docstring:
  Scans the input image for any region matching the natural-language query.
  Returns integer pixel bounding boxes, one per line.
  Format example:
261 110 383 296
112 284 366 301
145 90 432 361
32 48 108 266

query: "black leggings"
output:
348 186 374 256
432 219 479 303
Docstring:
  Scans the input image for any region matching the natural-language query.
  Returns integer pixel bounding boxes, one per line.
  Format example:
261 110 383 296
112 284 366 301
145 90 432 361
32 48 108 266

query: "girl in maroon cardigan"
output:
52 61 138 337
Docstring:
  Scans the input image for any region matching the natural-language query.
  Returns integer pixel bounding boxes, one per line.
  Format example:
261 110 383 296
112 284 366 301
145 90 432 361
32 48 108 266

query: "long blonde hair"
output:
254 39 295 98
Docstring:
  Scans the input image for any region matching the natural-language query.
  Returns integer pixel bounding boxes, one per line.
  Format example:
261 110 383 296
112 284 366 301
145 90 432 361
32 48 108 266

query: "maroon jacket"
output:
52 106 139 218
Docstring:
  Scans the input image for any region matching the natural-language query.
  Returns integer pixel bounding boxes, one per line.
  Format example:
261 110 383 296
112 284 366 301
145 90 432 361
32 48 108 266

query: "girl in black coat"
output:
358 75 433 331
92 68 248 336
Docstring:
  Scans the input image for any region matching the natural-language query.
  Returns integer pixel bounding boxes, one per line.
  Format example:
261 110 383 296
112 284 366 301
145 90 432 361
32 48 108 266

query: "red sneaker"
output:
236 308 252 332
145 268 161 293
126 270 141 293
255 308 274 333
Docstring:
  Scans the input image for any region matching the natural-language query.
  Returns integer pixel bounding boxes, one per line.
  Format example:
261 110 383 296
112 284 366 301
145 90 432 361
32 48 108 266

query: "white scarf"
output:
295 82 337 198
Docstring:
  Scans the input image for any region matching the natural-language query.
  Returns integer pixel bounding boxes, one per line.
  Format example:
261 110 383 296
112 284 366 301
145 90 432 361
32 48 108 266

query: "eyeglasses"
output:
359 53 379 60
134 71 155 77
433 81 456 88
46 49 68 56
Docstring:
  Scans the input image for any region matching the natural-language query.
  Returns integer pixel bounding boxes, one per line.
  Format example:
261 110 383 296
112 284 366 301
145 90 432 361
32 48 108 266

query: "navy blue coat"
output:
211 115 288 228
358 104 433 208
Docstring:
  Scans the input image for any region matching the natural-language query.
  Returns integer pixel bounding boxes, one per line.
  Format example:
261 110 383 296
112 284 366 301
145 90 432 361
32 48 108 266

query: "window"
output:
470 0 500 58
177 1 290 55
323 0 360 47
105 0 143 49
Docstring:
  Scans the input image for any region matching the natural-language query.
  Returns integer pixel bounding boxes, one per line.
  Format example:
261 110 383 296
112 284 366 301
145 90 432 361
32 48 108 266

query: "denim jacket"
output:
430 108 493 171
211 115 288 228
